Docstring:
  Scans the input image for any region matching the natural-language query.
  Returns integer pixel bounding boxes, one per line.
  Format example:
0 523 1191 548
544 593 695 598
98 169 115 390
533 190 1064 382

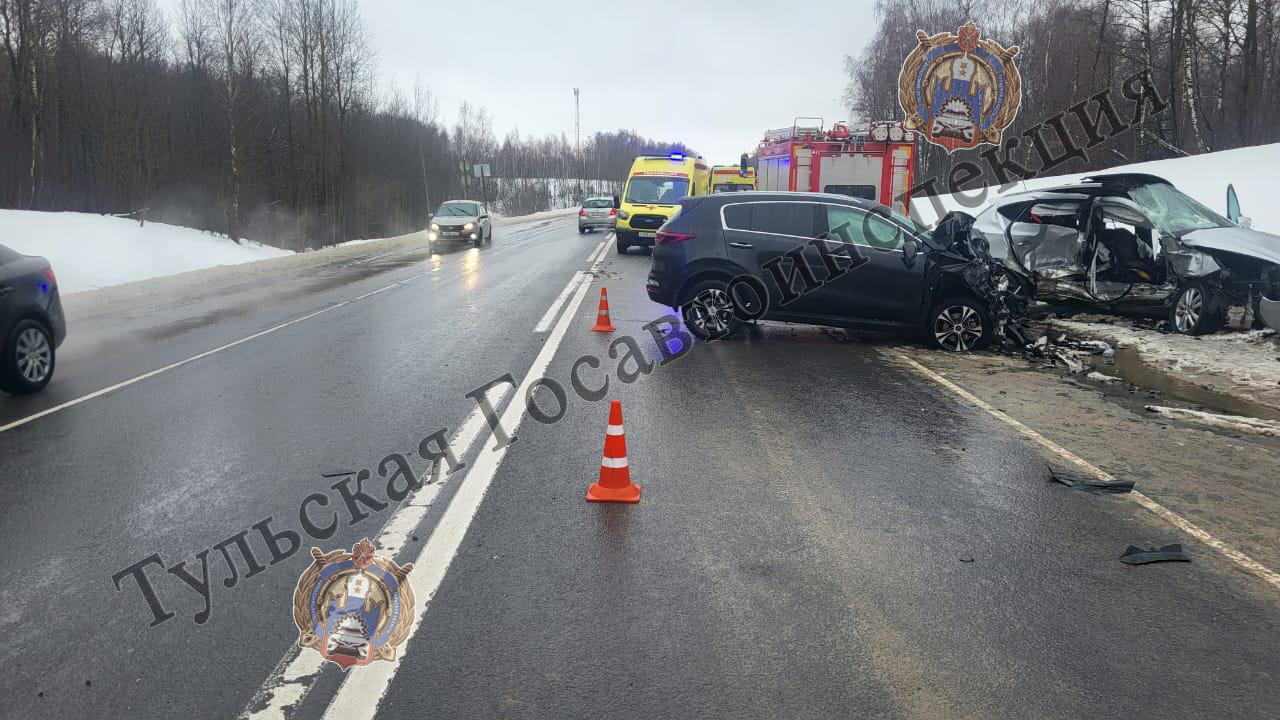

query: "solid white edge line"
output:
892 351 1280 592
533 272 587 333
240 385 515 720
591 232 614 272
587 239 607 262
319 270 596 720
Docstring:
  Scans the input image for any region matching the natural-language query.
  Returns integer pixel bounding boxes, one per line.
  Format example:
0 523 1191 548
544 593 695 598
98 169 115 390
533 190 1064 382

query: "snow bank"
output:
0 210 293 294
492 207 579 225
912 142 1280 233
1145 405 1280 438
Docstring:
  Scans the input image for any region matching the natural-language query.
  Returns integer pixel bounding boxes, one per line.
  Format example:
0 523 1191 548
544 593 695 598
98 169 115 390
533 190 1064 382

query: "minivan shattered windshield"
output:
1129 182 1234 235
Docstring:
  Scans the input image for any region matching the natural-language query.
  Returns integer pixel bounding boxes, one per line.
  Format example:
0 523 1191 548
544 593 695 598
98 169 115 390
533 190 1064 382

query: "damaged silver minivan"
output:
965 173 1280 334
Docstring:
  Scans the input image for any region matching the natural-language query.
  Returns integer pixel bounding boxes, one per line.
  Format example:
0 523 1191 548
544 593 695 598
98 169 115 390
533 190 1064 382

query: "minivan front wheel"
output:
926 296 993 352
682 280 743 340
1170 281 1222 335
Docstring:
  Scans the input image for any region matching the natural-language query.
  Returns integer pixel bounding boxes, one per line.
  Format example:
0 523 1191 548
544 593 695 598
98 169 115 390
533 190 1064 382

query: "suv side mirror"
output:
903 237 920 267
613 195 620 208
1239 215 1253 229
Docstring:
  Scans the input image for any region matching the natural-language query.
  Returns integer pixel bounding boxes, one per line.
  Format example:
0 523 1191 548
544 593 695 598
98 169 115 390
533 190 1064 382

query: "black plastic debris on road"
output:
1120 543 1191 565
1047 464 1135 494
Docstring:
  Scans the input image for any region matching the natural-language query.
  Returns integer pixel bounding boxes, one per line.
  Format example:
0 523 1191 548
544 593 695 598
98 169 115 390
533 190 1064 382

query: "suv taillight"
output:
579 208 587 216
41 266 57 286
608 208 617 216
655 231 694 246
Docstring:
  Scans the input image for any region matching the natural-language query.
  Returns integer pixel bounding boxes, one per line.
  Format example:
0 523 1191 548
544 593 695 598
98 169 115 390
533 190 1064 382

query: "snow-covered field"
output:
912 142 1280 232
0 210 293 294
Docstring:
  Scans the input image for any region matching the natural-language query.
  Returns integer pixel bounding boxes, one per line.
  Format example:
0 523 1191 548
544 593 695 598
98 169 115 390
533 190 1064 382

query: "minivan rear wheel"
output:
682 279 744 340
926 296 993 352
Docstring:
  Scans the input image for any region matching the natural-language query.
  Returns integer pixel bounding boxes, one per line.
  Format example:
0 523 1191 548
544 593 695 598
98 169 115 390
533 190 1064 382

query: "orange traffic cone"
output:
587 400 640 503
591 287 616 333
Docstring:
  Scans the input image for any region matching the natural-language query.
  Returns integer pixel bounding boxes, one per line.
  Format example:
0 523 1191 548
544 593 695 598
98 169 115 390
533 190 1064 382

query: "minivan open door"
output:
1086 197 1165 305
1227 183 1253 229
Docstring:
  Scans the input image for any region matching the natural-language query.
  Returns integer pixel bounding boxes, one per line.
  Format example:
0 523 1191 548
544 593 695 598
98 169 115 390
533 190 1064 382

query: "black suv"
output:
645 192 1013 351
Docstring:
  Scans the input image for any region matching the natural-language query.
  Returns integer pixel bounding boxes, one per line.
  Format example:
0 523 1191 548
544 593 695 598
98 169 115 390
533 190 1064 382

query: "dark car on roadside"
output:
0 243 66 393
645 192 1015 351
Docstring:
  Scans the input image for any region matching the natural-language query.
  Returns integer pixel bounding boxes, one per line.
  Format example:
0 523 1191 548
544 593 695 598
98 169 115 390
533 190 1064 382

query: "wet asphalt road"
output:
1 217 1277 719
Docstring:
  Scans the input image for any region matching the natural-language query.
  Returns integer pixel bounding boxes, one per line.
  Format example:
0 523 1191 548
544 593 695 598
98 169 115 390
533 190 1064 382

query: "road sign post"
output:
473 164 492 210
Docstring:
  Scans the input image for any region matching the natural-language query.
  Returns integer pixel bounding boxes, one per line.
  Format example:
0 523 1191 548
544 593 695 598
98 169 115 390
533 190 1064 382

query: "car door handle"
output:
728 242 754 249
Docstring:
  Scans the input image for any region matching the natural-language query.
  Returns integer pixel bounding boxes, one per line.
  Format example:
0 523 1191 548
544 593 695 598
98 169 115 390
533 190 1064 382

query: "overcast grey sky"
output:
361 0 880 163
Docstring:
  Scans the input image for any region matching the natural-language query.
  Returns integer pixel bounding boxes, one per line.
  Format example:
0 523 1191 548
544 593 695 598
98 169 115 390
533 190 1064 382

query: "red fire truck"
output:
756 118 917 214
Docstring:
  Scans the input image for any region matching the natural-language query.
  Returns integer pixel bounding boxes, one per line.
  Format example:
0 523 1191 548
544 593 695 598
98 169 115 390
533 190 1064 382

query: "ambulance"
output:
707 164 757 193
614 153 710 253
756 118 916 215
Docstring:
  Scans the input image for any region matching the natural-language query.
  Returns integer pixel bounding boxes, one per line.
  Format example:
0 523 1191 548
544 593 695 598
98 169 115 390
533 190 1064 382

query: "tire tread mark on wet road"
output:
891 350 1280 593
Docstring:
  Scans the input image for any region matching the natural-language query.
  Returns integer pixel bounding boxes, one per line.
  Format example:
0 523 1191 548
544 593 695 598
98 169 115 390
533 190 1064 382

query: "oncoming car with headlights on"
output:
428 200 492 250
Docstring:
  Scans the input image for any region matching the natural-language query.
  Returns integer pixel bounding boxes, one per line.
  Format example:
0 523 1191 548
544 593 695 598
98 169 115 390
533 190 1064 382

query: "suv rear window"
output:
723 202 821 237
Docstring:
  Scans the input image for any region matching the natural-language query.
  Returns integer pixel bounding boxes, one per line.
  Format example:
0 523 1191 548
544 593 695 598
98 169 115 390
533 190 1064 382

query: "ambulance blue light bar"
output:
669 153 684 161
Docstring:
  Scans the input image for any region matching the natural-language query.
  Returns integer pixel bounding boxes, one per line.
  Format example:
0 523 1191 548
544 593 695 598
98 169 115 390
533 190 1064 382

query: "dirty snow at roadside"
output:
491 207 580 224
1145 405 1280 437
0 209 293 294
912 142 1280 233
1050 315 1280 410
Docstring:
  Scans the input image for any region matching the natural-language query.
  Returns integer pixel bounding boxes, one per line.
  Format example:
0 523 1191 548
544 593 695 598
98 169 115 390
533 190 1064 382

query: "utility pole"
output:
421 142 431 220
573 87 580 155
